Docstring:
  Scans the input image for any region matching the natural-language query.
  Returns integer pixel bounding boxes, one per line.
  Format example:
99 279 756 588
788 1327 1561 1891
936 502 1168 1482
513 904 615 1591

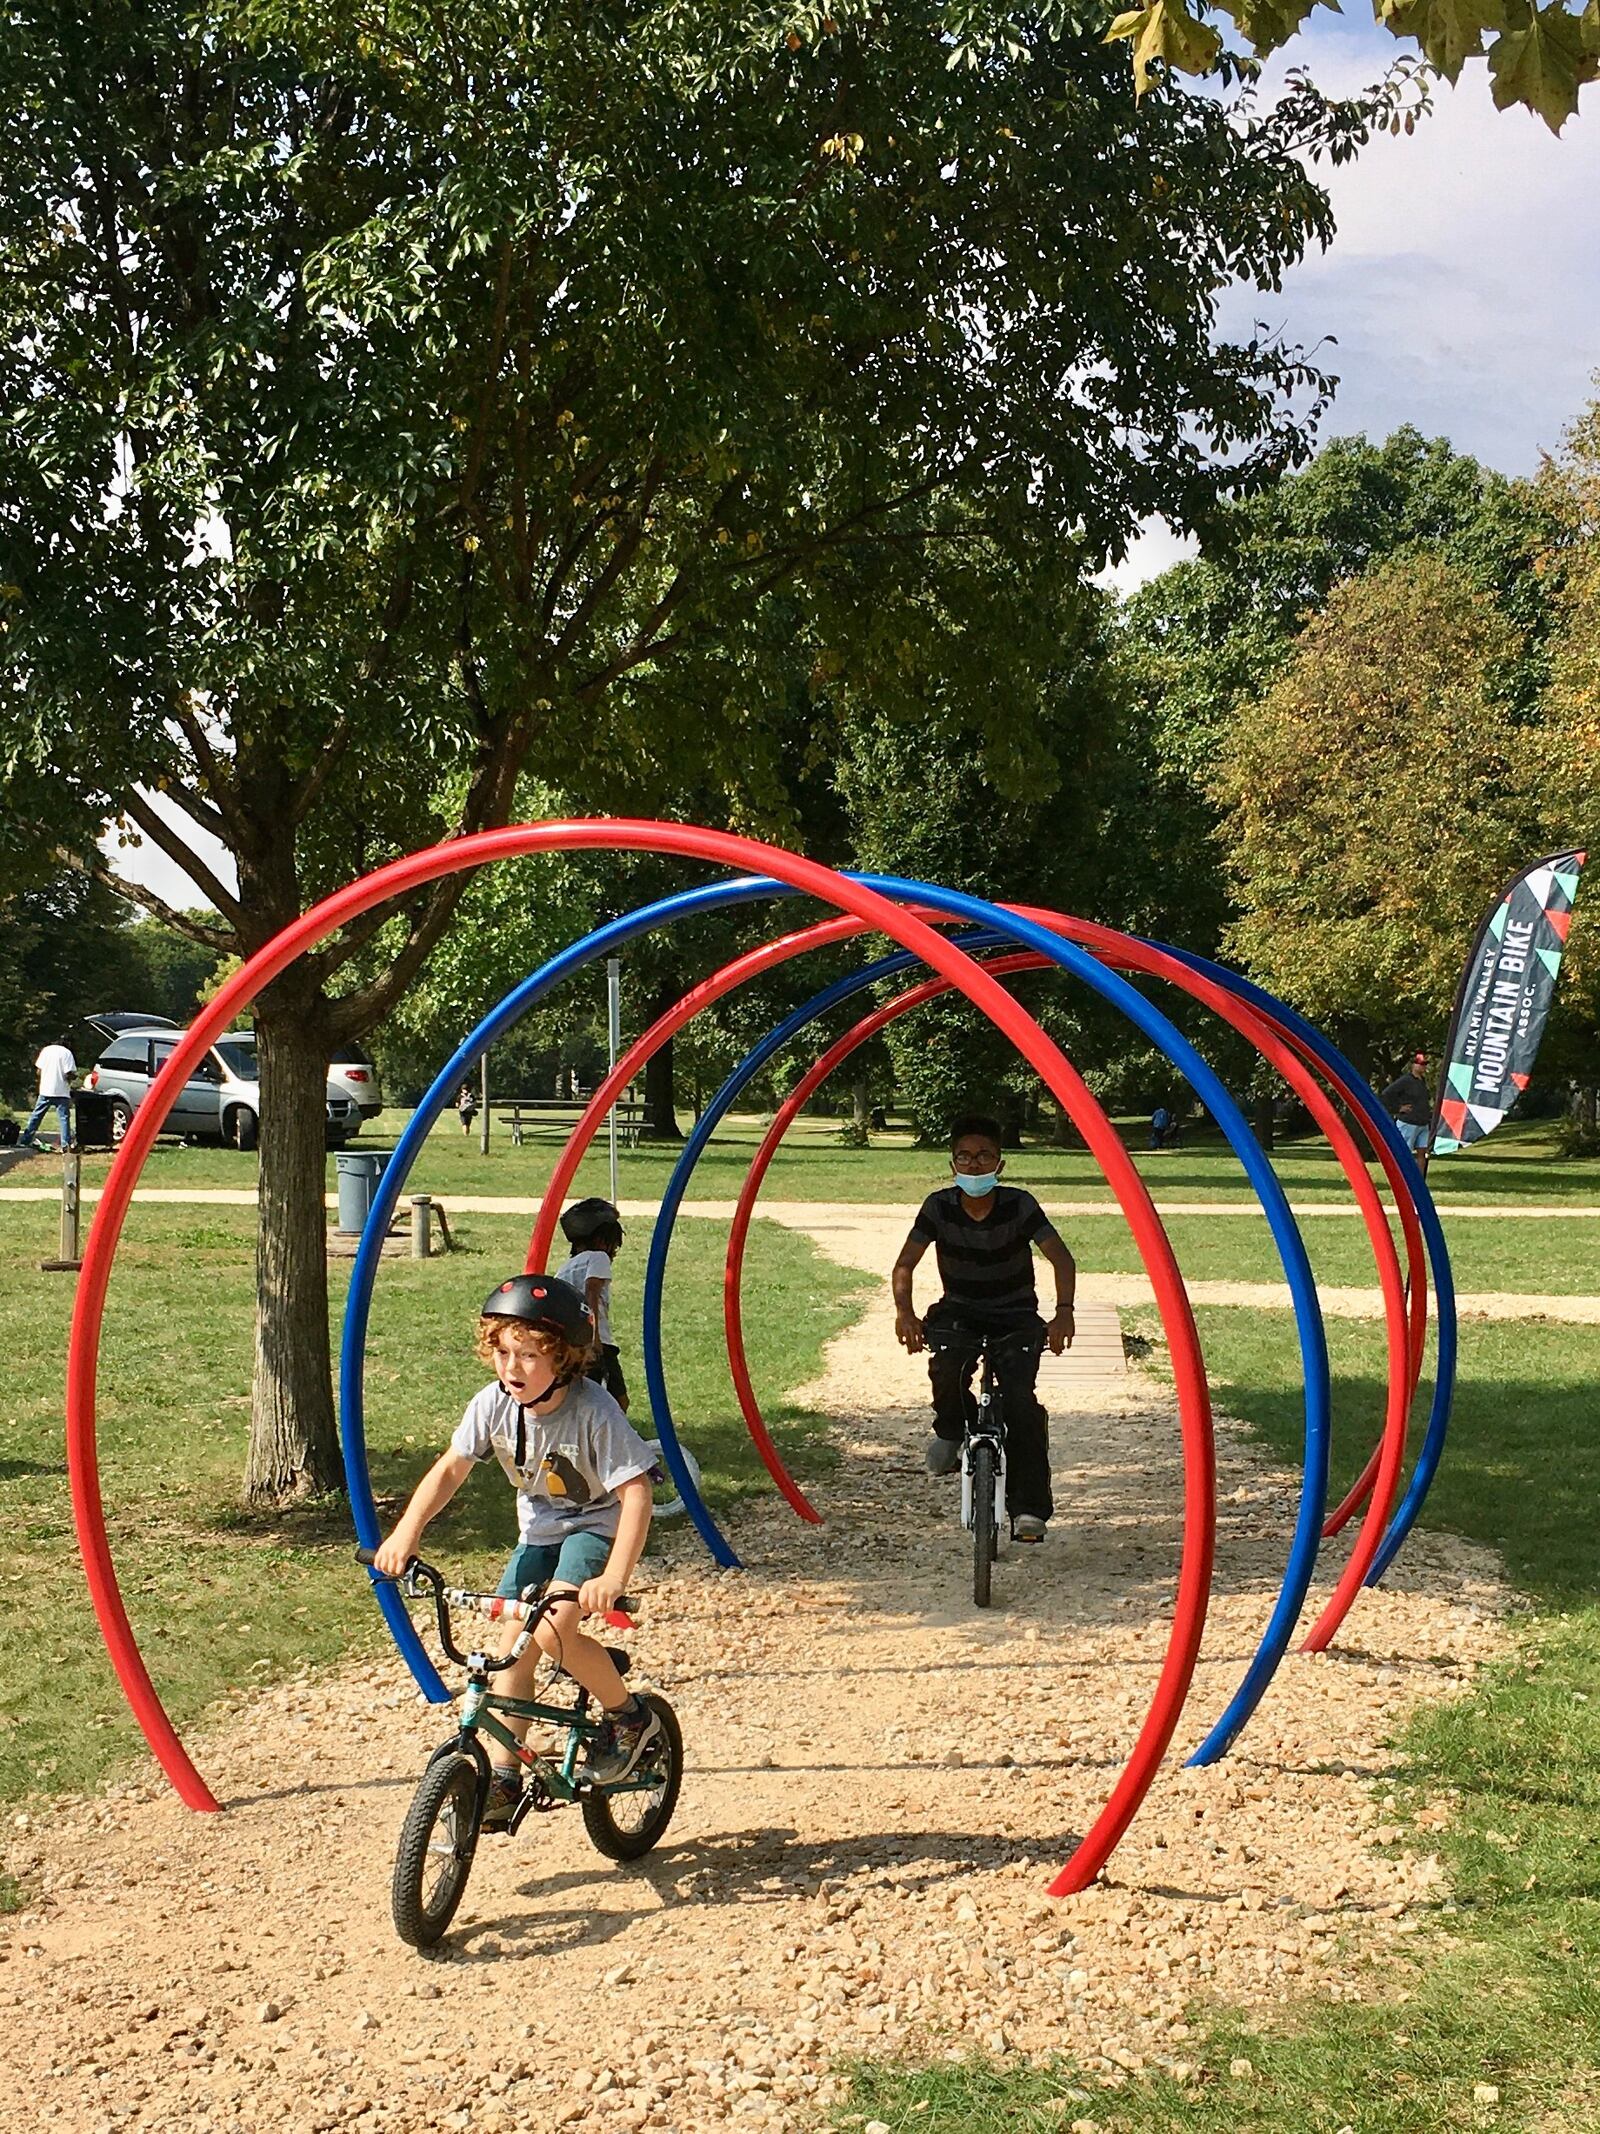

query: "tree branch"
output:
67 850 235 955
118 787 248 928
167 693 252 848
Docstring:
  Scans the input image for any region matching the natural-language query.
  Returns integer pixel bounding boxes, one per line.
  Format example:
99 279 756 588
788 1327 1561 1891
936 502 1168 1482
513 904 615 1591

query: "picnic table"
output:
493 1092 643 1148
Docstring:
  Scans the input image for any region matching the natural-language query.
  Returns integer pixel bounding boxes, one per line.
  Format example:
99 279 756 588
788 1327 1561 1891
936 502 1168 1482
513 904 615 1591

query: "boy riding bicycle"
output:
891 1113 1076 1540
374 1273 659 1824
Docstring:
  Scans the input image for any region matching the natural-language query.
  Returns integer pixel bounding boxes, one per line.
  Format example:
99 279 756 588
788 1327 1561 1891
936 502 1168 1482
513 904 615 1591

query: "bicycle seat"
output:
605 1646 632 1676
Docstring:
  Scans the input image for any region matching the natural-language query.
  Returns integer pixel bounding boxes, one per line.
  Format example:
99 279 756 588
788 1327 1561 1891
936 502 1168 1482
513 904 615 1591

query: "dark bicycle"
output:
929 1325 1047 1608
357 1549 683 1948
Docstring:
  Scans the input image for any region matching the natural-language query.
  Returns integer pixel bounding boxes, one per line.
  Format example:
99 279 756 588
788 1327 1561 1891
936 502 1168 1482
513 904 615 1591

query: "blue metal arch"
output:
639 873 1333 1763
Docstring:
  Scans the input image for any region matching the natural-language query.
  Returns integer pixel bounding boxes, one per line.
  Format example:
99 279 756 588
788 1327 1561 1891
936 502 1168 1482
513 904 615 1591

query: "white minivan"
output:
84 1016 379 1149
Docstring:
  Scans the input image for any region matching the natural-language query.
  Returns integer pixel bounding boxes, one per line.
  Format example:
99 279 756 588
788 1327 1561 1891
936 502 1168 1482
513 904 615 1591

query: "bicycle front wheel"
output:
392 1749 482 1948
582 1694 684 1862
971 1441 998 1609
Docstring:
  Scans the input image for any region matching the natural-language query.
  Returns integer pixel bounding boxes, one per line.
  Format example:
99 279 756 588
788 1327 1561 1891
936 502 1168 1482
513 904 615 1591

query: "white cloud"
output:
1221 20 1600 473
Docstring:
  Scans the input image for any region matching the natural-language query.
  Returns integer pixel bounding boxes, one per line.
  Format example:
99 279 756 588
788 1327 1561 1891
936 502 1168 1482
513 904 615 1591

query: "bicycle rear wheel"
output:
582 1694 684 1862
392 1749 482 1948
971 1440 998 1608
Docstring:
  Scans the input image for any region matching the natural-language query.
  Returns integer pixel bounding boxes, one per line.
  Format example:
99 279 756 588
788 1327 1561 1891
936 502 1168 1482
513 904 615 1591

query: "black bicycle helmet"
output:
559 1195 623 1247
480 1273 592 1344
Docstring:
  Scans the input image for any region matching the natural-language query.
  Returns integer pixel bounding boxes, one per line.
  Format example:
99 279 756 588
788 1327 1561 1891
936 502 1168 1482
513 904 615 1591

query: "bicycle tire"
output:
971 1440 998 1609
581 1694 684 1862
392 1749 482 1948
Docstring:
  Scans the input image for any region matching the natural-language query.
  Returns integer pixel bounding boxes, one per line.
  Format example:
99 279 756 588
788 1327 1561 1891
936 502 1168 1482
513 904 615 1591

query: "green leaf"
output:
1488 0 1598 125
1379 0 1507 78
1105 0 1225 90
1213 0 1329 59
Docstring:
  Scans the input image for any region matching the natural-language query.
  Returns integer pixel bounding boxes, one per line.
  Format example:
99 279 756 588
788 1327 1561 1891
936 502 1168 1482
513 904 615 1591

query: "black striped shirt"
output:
909 1185 1059 1318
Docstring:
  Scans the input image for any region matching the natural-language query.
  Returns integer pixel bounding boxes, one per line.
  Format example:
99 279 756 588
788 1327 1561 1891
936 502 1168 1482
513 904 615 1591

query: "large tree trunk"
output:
244 994 343 1504
639 981 683 1142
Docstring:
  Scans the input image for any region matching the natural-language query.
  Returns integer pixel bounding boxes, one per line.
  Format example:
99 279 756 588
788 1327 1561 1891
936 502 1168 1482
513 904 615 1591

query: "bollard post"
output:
410 1194 432 1259
42 1144 83 1272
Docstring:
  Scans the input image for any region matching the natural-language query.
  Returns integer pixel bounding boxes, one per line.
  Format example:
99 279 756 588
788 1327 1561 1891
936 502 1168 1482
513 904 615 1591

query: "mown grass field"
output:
10 1105 1599 1208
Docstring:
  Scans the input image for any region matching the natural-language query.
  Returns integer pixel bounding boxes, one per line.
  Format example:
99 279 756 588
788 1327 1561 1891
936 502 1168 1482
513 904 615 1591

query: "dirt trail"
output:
0 1216 1508 2134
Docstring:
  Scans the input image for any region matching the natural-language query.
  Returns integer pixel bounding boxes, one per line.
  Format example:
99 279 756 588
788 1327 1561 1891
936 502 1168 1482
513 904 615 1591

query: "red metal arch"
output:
67 822 1211 1905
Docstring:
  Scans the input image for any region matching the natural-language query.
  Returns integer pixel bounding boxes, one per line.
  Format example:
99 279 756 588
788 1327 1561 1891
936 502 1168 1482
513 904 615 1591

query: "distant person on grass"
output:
891 1112 1076 1542
1381 1052 1433 1154
373 1273 659 1824
18 1035 76 1150
456 1080 478 1136
557 1195 630 1411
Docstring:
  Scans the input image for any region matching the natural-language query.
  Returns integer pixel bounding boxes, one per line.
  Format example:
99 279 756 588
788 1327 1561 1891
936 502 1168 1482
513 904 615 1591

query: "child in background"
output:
557 1196 629 1410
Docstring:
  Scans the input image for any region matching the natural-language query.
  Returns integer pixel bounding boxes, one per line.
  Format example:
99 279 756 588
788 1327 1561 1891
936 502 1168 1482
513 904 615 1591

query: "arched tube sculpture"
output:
72 820 1216 1880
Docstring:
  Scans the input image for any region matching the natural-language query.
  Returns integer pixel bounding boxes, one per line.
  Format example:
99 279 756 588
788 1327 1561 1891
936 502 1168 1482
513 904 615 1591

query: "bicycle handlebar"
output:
356 1548 636 1671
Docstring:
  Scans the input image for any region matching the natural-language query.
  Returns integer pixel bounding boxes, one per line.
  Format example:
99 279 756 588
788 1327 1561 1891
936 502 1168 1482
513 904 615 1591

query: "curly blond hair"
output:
474 1314 594 1381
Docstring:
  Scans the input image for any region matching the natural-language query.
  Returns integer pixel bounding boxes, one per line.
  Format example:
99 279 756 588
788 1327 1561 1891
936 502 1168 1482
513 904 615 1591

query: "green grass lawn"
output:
14 1108 1600 1209
836 1306 1600 2132
0 1199 865 1807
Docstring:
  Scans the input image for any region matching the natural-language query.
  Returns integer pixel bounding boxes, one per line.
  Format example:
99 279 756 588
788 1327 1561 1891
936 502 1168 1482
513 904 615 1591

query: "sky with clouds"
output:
1106 16 1600 590
115 25 1600 907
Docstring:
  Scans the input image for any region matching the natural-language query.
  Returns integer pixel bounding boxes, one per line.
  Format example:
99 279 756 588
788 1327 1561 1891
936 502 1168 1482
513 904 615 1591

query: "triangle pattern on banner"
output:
1554 868 1581 904
1489 902 1509 940
1548 905 1573 942
1524 866 1556 908
1511 1071 1530 1090
1433 1133 1461 1156
1469 1103 1506 1135
1538 944 1564 979
1448 1061 1474 1099
1440 1096 1470 1137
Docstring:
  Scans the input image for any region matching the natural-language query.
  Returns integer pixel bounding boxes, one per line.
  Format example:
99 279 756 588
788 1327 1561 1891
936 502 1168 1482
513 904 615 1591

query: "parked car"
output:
327 1041 385 1121
83 1019 362 1149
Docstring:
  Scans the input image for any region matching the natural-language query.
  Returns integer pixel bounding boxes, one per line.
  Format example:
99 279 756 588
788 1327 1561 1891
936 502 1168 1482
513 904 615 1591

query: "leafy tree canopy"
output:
1103 0 1600 134
1208 549 1596 1062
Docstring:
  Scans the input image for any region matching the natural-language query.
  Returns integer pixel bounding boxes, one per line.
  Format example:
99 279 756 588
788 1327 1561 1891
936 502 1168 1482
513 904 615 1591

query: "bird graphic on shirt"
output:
537 1450 592 1505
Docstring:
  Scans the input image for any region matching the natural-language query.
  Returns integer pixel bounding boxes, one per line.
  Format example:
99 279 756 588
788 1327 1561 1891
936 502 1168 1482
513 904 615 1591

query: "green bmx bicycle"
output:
357 1549 684 1948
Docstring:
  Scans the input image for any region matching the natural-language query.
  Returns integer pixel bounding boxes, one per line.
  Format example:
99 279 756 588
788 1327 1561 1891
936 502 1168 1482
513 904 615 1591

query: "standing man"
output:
18 1034 77 1150
1380 1052 1433 1154
891 1112 1076 1542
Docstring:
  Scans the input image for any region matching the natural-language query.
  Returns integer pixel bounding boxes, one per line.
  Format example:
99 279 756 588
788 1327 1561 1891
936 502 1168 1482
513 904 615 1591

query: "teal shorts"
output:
496 1529 612 1600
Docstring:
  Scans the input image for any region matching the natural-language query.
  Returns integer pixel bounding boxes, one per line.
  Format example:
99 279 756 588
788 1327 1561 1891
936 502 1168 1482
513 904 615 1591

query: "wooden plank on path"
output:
1037 1300 1125 1393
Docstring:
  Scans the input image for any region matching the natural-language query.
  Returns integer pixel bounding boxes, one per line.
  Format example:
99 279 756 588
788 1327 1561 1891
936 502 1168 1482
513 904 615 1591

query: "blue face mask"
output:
955 1169 999 1198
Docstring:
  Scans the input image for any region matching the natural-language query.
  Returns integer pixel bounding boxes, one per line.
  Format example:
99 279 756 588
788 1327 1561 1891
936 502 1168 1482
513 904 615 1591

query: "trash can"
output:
334 1148 394 1234
73 1092 118 1153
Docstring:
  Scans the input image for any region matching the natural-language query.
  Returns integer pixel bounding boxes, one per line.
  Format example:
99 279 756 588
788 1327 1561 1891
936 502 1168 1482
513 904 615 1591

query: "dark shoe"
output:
585 1697 663 1786
924 1434 961 1477
480 1767 524 1831
1012 1514 1048 1543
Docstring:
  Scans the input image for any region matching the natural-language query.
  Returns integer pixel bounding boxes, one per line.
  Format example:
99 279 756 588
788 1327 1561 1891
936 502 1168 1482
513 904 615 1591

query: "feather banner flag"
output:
1431 849 1587 1156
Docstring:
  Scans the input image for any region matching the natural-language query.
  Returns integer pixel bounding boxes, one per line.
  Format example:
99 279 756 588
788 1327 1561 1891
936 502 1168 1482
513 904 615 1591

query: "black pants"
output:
924 1302 1051 1520
587 1342 628 1408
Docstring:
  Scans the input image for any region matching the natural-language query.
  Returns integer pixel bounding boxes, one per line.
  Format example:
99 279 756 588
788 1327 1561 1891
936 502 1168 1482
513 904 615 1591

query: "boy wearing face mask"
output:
891 1113 1076 1541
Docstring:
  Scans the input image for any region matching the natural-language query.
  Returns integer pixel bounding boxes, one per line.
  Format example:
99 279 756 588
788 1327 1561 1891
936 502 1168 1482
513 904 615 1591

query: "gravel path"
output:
0 1216 1509 2134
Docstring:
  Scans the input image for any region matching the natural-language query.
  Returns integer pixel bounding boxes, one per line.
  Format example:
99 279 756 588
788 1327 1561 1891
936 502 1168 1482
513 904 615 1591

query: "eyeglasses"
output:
952 1151 1000 1171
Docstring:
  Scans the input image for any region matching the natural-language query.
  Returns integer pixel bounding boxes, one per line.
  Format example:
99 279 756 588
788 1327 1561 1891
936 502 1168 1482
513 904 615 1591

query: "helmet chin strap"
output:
513 1367 578 1471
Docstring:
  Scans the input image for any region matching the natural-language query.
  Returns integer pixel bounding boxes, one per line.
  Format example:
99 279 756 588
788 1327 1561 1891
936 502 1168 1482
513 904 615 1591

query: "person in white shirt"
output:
19 1038 77 1150
556 1196 628 1410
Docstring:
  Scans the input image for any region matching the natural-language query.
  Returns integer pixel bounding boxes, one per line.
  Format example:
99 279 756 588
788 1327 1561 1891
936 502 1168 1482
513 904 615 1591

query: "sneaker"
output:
1012 1513 1049 1543
585 1696 663 1786
924 1435 961 1477
480 1766 524 1831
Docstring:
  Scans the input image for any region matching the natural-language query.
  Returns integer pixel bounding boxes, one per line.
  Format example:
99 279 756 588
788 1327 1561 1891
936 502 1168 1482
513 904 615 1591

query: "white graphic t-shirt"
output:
556 1247 614 1345
451 1375 650 1544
